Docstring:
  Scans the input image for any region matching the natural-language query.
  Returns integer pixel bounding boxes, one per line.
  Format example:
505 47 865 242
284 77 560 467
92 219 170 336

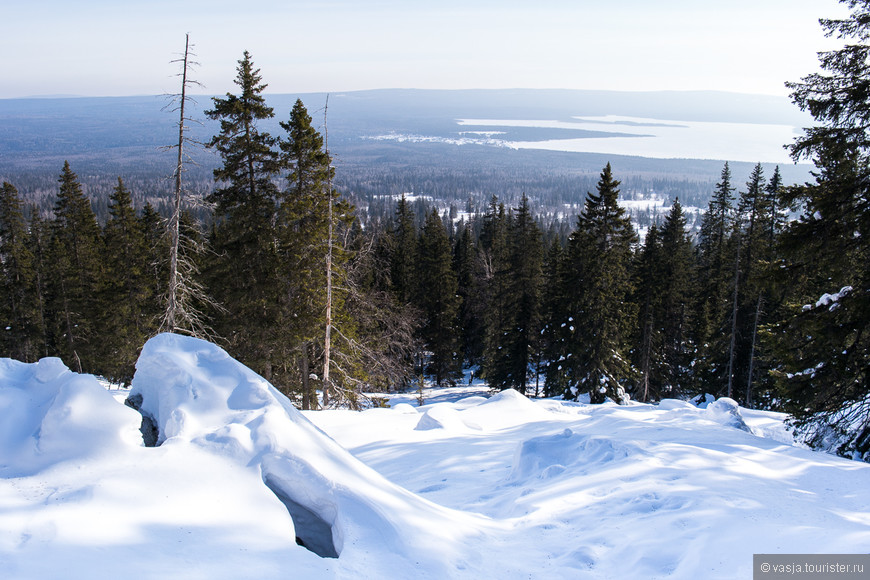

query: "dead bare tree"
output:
322 95 335 405
160 34 222 338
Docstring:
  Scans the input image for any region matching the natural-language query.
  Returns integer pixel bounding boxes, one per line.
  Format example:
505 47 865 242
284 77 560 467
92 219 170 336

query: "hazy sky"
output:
2 0 848 99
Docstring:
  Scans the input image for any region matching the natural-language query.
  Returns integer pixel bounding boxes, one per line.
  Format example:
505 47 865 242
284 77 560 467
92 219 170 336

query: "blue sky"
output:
2 0 847 99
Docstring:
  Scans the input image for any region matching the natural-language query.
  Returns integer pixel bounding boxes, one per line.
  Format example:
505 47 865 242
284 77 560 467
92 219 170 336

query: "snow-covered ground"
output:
1 334 868 579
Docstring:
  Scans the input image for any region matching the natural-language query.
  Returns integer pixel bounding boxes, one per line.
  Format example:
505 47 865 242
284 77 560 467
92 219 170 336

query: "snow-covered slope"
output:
1 334 868 579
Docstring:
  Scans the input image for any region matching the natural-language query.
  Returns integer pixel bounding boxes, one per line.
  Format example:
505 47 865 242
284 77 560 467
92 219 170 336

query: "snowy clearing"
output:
1 334 867 579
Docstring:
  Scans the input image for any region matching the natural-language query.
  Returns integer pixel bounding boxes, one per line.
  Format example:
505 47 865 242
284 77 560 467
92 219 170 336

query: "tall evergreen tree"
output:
733 163 782 406
27 209 50 359
632 223 663 402
341 222 421 397
48 162 104 372
694 162 738 396
205 51 282 380
98 177 153 382
453 221 486 366
738 164 770 281
629 201 695 403
0 182 38 361
482 194 543 393
277 98 356 406
479 197 510 382
140 203 169 314
656 199 696 396
540 238 569 397
774 0 870 458
390 195 418 305
748 166 790 409
558 164 637 404
416 209 462 386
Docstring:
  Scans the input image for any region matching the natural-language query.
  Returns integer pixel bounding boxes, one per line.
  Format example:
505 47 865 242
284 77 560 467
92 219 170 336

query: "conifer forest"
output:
1 4 868 462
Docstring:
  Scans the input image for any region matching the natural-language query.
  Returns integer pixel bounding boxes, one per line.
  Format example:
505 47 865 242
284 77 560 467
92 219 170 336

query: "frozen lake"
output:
457 115 802 164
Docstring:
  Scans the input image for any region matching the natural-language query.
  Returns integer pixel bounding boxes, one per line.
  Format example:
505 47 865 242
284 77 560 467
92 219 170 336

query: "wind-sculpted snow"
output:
0 357 141 477
128 333 492 578
1 335 869 579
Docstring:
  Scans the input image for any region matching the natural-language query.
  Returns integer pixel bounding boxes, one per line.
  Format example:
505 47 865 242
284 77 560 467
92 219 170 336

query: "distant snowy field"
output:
1 334 868 579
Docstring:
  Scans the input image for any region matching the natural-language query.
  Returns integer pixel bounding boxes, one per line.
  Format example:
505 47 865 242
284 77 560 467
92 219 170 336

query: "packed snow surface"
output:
1 334 868 579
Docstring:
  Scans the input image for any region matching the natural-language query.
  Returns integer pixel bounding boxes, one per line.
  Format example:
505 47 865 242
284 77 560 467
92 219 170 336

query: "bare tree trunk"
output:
166 33 191 333
301 344 311 410
59 277 81 373
159 35 220 340
745 294 763 408
322 95 334 407
640 318 652 403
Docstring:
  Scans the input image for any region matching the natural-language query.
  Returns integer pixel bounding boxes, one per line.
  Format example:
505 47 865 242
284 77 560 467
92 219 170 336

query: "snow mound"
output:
451 395 489 409
510 428 640 482
415 404 480 431
390 402 419 414
705 397 751 432
482 387 534 407
129 333 487 576
457 387 552 431
0 357 141 476
658 398 695 410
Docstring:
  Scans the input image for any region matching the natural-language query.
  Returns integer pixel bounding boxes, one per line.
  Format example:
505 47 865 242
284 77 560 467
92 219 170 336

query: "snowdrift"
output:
128 333 488 576
0 335 491 579
1 333 869 579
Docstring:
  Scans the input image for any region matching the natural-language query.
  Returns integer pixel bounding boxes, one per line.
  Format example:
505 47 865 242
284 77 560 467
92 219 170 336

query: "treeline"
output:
2 0 869 460
0 168 167 379
368 161 786 410
339 165 715 216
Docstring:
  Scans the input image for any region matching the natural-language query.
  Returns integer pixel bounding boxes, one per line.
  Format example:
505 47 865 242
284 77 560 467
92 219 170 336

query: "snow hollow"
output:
1 333 868 579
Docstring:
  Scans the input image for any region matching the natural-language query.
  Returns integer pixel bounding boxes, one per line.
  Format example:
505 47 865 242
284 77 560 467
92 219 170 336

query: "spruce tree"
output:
774 0 870 457
540 238 570 397
479 197 510 385
27 209 50 359
390 195 418 305
277 98 355 406
453 221 486 366
0 182 38 361
560 164 637 404
48 162 104 372
738 164 769 281
656 199 696 396
205 51 282 380
694 162 738 396
510 195 543 394
140 203 169 313
482 194 543 393
99 177 153 382
416 209 462 386
632 222 663 402
734 164 779 406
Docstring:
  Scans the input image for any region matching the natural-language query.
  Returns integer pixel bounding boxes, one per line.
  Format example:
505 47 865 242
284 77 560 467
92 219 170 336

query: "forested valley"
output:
1 20 868 461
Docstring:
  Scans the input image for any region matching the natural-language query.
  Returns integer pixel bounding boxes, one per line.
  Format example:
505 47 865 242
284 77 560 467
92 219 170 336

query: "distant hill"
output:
0 88 813 219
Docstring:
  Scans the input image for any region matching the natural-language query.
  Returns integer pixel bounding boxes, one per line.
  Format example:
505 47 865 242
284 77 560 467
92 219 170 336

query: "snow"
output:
815 286 853 310
2 333 869 579
456 116 799 164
